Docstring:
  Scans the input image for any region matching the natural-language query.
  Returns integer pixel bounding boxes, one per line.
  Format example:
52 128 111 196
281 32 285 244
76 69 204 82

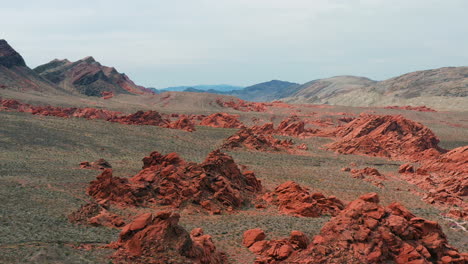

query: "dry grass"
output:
0 100 467 263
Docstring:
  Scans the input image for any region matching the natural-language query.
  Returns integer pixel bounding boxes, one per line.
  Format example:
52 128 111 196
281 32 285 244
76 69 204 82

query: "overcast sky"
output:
2 0 467 88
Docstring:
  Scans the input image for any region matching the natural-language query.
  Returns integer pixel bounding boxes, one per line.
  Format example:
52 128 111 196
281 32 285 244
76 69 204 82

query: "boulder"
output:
110 211 228 264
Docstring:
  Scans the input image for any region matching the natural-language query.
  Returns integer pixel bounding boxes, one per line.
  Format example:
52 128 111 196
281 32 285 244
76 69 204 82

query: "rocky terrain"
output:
0 39 467 263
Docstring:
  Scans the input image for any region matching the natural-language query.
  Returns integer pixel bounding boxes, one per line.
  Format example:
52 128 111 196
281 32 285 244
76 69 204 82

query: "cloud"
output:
1 0 467 87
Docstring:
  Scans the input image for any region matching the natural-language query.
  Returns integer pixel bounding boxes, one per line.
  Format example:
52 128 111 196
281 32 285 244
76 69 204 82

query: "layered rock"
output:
285 193 467 264
262 181 344 217
68 202 125 228
216 98 268 112
87 169 152 206
276 116 318 137
88 150 262 213
399 146 468 219
243 229 310 263
199 113 244 128
222 128 294 152
328 114 444 161
110 211 228 264
165 116 196 132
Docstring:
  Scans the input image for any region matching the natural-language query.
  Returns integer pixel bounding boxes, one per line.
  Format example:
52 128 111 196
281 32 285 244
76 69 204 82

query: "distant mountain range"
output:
158 84 244 92
174 70 468 110
1 39 467 111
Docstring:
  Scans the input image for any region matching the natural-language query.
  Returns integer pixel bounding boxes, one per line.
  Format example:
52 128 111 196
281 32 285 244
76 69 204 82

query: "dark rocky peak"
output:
0 39 27 68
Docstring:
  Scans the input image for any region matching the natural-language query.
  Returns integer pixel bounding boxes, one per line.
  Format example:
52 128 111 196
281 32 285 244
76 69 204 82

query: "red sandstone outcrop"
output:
384 105 437 112
243 229 310 263
399 163 415 173
1 98 195 131
276 116 318 137
251 123 276 135
68 202 125 228
262 181 344 217
88 150 262 213
87 169 151 206
165 116 196 132
79 159 112 170
110 211 228 264
199 113 244 128
109 110 170 126
284 193 468 264
216 98 268 112
222 128 294 152
399 146 468 219
344 167 386 188
328 114 444 161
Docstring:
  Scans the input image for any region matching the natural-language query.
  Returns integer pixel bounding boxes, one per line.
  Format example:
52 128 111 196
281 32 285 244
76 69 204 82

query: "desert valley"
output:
0 31 467 264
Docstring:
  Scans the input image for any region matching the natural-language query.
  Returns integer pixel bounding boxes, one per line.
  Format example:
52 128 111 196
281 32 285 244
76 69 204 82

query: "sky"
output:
2 0 467 88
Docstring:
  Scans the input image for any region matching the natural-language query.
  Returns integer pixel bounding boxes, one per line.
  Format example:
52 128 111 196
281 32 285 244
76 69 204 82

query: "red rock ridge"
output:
399 146 468 219
262 181 344 217
222 128 295 152
328 114 444 161
199 112 244 128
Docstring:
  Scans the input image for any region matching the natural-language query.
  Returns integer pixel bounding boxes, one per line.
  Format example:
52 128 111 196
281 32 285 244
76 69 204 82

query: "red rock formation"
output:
399 146 468 219
348 167 386 188
109 110 170 126
68 202 125 228
88 150 262 213
110 211 228 264
199 113 244 128
384 105 437 112
285 193 467 264
87 169 153 206
328 114 444 161
243 229 310 263
277 117 314 137
222 128 294 152
71 108 120 119
0 98 195 131
262 181 344 217
399 163 415 173
165 116 196 132
251 123 275 135
79 159 112 170
216 98 268 112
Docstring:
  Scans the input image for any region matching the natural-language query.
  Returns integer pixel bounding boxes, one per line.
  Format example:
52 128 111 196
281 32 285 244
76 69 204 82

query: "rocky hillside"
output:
34 57 153 97
0 39 66 94
283 67 468 111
